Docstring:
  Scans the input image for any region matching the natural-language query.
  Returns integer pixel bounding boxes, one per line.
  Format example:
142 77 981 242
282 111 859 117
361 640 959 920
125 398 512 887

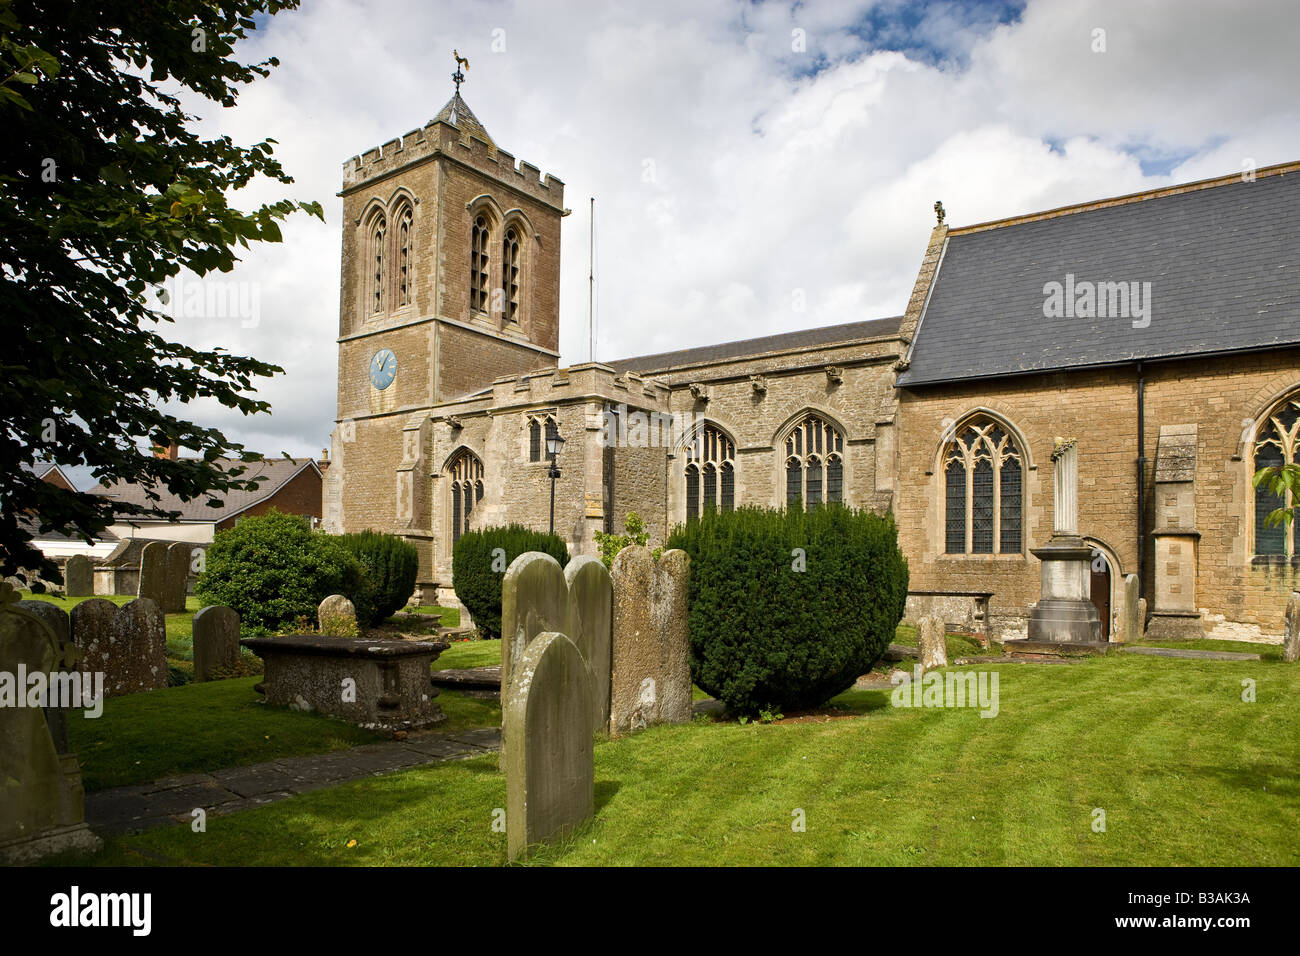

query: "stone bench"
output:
242 635 450 732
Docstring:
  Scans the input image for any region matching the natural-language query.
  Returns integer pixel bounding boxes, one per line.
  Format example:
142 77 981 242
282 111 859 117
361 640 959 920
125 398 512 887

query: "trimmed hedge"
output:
195 510 364 634
338 530 419 625
452 524 569 640
666 504 908 715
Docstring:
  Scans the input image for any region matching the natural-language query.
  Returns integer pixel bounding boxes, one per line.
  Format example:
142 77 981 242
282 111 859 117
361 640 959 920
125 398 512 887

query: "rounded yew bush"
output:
666 504 908 715
452 524 569 640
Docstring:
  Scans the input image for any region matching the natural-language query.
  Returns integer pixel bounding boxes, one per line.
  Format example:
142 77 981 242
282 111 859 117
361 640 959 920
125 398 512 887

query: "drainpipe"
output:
1136 362 1146 591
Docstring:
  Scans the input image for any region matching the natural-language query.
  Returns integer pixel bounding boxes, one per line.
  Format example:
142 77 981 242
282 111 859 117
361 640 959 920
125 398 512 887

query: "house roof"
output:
89 457 321 524
609 316 903 376
897 162 1300 387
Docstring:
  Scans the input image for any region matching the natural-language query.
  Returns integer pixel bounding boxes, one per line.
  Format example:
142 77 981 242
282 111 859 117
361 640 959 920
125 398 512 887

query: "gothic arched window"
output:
784 415 844 509
396 205 413 307
685 424 735 519
502 225 521 323
470 215 490 313
527 415 559 463
448 450 484 546
370 215 387 314
1253 393 1300 558
943 419 1024 555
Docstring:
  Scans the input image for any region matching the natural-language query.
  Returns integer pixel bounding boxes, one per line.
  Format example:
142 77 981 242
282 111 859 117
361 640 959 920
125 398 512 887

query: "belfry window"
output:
943 419 1024 555
685 424 735 520
396 206 413 307
784 415 844 509
1253 394 1300 558
502 225 521 323
470 215 490 313
448 450 484 545
370 216 386 313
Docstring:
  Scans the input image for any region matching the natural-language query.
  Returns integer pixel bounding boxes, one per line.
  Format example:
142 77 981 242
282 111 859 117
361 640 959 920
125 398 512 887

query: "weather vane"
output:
452 49 469 94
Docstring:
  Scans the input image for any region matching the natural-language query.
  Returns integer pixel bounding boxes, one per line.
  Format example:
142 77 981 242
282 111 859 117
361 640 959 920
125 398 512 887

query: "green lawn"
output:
68 677 501 791
433 638 501 670
410 605 461 628
60 651 1300 866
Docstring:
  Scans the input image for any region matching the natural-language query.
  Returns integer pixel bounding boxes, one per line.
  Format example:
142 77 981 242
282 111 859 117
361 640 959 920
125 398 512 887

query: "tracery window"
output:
943 419 1023 555
448 450 484 546
1253 394 1300 558
370 215 386 313
784 415 844 509
396 205 413 307
502 225 521 323
684 424 735 520
527 415 559 463
470 215 490 313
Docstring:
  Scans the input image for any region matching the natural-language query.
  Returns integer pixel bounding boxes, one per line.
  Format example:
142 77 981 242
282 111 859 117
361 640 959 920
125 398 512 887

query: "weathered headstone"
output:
917 615 948 670
565 555 613 734
0 587 101 863
317 593 357 635
1120 574 1141 643
499 552 567 767
504 631 593 861
1137 598 1148 637
137 540 167 609
1285 591 1300 664
163 542 191 613
16 600 74 753
193 605 241 681
64 555 93 597
72 597 167 697
609 546 691 736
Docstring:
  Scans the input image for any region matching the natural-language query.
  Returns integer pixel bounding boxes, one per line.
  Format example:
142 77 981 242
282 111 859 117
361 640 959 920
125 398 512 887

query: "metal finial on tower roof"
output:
452 49 469 94
934 200 946 225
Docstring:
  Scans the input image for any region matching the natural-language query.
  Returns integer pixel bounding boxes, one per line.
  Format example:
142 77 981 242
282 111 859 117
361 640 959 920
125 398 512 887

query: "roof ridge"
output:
948 159 1300 236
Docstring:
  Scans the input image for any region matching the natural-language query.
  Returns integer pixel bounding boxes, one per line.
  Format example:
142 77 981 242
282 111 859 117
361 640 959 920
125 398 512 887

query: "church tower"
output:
323 68 567 576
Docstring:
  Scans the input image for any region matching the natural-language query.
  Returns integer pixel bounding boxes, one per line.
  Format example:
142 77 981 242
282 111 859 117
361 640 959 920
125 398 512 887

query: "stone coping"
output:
241 635 450 659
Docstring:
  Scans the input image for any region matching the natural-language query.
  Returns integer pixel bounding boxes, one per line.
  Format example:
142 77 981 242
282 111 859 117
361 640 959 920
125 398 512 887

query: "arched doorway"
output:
1089 548 1112 641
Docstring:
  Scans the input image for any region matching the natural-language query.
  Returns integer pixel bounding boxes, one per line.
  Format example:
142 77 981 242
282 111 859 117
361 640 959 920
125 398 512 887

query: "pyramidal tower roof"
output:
432 93 495 148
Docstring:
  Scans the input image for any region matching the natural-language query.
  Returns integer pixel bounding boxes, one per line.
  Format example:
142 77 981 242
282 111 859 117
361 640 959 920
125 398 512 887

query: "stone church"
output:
322 89 1300 642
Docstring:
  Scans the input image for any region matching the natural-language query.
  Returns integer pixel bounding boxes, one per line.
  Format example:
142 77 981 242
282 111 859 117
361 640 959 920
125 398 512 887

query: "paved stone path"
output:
86 727 501 836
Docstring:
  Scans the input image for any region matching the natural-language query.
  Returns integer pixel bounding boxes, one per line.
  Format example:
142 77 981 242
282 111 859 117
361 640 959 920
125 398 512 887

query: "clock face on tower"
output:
369 348 396 390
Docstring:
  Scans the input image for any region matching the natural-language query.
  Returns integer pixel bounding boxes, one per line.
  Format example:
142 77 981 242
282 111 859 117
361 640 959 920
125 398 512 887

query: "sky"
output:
81 0 1300 487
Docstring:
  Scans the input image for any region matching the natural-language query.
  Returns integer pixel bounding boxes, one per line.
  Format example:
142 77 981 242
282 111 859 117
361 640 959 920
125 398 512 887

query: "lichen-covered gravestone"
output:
609 546 691 736
917 615 947 670
137 540 167 609
64 554 93 597
0 587 101 863
193 605 241 681
317 593 357 635
499 552 568 767
16 600 74 753
564 555 613 734
1120 573 1141 643
163 542 192 613
1285 591 1300 664
72 597 167 697
505 631 594 861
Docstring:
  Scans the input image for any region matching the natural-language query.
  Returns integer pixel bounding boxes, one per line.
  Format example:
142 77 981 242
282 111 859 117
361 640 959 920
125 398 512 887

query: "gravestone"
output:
1285 591 1299 664
163 542 192 613
318 593 358 635
0 587 101 863
1121 574 1141 643
137 540 167 609
499 552 567 767
72 597 167 697
16 600 75 753
504 631 593 861
917 615 947 670
565 555 613 734
609 546 691 736
193 605 241 681
64 555 93 597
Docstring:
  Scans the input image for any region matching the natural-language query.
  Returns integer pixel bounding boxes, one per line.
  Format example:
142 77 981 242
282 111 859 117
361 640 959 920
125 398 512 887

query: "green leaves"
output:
1252 462 1299 528
1 1 315 583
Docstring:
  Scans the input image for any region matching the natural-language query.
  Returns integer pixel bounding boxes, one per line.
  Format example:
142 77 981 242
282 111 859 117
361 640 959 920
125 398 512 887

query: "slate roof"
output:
432 93 495 147
609 316 902 375
88 457 321 523
898 165 1300 387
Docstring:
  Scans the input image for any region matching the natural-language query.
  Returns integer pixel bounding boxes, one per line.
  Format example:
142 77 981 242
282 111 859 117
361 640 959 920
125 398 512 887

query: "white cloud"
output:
134 0 1300 477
